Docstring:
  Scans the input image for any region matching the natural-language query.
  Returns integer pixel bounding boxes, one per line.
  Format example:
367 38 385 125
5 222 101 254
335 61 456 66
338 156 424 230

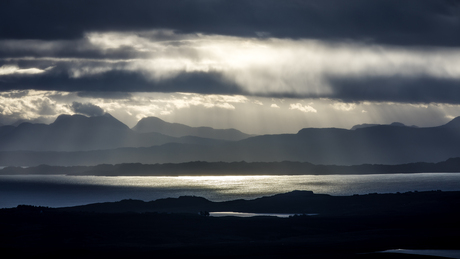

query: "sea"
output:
1 173 460 208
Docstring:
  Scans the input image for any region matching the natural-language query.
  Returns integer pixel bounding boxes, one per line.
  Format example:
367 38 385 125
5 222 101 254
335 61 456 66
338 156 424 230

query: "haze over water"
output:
1 173 459 208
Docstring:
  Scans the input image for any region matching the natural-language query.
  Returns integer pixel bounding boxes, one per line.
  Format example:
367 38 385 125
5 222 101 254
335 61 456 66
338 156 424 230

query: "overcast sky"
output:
1 0 460 134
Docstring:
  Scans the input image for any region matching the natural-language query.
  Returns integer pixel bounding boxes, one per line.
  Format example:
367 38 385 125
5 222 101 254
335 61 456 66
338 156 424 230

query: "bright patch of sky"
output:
1 90 459 134
2 30 460 99
2 29 460 133
0 65 48 75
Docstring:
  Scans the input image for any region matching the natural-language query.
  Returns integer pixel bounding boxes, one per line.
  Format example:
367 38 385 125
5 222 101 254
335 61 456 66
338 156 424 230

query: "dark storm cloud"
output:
1 0 460 105
326 76 460 104
1 0 459 46
0 39 145 60
3 66 460 104
77 91 132 100
0 70 242 95
70 102 105 117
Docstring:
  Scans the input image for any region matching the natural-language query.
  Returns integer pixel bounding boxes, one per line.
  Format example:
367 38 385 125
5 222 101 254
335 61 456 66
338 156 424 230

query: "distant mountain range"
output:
350 122 418 130
0 114 251 151
132 116 252 141
0 114 459 166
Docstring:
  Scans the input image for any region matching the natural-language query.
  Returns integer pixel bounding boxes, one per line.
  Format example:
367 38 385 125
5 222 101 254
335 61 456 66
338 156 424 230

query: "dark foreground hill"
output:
1 191 459 258
60 190 460 216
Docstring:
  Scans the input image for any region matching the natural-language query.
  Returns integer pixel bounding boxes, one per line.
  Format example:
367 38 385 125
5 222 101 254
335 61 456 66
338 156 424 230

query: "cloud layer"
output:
1 0 459 46
1 90 459 135
1 0 460 131
70 102 105 117
1 31 460 103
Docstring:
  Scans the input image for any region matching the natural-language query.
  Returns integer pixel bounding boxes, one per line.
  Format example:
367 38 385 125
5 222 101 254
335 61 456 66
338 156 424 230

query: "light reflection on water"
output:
0 173 459 208
209 212 295 218
209 212 319 218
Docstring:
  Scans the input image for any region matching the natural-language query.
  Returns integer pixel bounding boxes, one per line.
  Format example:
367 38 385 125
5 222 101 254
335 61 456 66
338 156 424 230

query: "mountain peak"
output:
140 116 164 122
389 122 405 127
132 116 171 132
52 113 129 131
54 114 81 123
442 116 460 128
101 113 116 119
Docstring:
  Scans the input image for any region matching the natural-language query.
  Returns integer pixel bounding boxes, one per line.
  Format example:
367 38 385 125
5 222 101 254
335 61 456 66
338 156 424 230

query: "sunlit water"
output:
0 173 459 208
209 212 296 218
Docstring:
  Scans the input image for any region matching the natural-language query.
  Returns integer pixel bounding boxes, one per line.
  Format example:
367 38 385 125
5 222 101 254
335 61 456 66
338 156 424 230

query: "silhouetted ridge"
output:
0 113 134 151
153 196 213 207
4 190 460 258
350 122 409 130
64 195 215 213
256 191 319 202
350 123 380 130
3 115 460 165
59 190 460 217
441 116 460 128
0 113 230 152
4 157 460 176
53 114 72 123
52 113 130 131
132 116 251 141
389 122 405 127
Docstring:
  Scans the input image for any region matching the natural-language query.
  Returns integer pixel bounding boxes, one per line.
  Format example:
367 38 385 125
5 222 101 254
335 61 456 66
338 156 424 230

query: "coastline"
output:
1 158 460 176
1 190 459 258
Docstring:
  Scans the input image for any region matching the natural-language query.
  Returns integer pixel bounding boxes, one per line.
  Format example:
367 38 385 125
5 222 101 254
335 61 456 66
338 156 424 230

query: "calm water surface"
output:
381 249 460 259
1 173 459 208
209 212 296 218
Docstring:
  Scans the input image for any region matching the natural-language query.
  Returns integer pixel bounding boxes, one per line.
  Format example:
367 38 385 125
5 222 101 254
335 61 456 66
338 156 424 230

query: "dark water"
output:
381 249 460 258
1 173 459 208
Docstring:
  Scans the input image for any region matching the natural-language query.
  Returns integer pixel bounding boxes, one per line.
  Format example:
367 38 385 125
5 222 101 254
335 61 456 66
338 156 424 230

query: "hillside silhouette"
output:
1 190 459 258
1 115 460 165
0 113 233 151
59 190 460 216
133 116 252 141
2 157 460 176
